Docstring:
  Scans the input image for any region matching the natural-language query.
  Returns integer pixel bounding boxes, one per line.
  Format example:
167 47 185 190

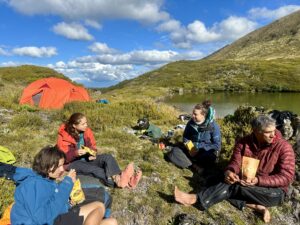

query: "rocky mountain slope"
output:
207 10 300 60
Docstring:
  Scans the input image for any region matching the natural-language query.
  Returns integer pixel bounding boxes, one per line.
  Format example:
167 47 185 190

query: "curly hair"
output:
32 145 65 177
65 112 86 141
194 100 212 116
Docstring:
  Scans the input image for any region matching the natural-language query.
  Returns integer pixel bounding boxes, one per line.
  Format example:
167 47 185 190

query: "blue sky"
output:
0 0 300 88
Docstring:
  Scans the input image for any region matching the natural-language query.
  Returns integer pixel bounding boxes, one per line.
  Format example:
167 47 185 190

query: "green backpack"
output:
145 124 163 140
0 145 16 164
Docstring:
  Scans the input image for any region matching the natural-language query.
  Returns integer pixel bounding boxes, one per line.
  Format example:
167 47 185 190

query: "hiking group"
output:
0 100 297 225
172 102 295 223
1 112 143 225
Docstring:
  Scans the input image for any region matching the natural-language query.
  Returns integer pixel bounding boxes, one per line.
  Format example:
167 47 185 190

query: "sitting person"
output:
57 113 142 189
174 115 295 223
167 101 221 172
10 145 118 225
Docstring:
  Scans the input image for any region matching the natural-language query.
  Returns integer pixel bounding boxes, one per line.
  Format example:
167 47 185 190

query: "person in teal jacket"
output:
167 101 221 172
10 145 118 225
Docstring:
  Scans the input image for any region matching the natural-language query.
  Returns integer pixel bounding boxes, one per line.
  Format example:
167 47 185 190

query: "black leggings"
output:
69 153 121 187
197 182 284 210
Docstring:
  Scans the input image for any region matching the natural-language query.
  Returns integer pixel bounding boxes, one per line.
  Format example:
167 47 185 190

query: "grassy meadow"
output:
0 66 299 224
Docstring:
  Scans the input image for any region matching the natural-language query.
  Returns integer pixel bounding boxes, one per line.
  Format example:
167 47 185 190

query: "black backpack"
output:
137 117 150 129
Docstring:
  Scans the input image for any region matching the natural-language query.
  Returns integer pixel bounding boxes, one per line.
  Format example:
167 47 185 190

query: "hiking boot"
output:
115 162 134 188
128 170 142 189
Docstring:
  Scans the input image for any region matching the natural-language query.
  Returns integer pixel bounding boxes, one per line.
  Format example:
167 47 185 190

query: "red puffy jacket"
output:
57 124 97 163
225 130 295 193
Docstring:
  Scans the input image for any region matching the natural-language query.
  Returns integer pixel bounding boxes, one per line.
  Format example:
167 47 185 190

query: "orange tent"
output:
19 77 91 109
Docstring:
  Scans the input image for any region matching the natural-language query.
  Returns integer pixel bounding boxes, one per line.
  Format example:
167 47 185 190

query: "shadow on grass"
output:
183 167 224 193
156 191 175 204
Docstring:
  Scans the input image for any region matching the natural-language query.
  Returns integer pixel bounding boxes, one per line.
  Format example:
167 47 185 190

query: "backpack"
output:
0 145 16 164
137 118 150 130
269 110 297 139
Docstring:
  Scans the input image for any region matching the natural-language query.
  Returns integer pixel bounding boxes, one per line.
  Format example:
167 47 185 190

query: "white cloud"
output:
88 42 117 54
0 47 9 56
79 49 179 65
156 19 181 32
53 22 94 41
49 61 134 82
249 5 300 20
8 0 168 24
84 20 102 29
48 48 203 83
0 61 19 67
187 20 220 43
12 46 57 57
157 16 257 48
215 16 257 40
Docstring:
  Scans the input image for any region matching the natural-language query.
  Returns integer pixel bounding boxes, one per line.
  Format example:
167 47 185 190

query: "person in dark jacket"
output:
167 101 221 172
174 115 295 223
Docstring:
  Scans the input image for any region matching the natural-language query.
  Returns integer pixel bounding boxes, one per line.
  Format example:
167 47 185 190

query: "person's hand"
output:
78 148 87 156
67 169 76 183
88 156 96 161
224 170 240 184
69 199 76 207
189 147 198 157
240 177 258 186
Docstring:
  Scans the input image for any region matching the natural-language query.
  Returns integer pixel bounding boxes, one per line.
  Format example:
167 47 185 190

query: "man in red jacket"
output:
174 115 295 223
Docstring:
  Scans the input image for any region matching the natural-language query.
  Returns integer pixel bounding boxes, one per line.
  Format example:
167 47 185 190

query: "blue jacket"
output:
11 168 74 225
183 119 221 152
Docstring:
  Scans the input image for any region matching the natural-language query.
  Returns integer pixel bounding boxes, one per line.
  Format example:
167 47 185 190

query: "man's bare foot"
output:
256 205 271 223
174 186 197 206
247 204 271 223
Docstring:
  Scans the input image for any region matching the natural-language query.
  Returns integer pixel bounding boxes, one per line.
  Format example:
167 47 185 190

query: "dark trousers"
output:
0 162 16 180
189 149 217 168
69 153 121 187
166 147 217 169
197 182 285 210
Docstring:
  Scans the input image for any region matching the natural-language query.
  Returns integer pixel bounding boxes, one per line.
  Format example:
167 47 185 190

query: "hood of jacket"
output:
58 124 77 145
13 167 36 184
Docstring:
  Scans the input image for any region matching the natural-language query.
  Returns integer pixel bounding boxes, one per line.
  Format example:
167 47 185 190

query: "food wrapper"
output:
70 179 85 205
241 156 260 180
82 145 97 157
185 140 195 152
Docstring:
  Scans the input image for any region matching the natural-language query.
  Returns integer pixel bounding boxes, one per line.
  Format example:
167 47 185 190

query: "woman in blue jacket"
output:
167 101 221 172
10 145 118 225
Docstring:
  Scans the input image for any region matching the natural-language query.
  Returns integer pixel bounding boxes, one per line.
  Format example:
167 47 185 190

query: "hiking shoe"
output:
116 162 134 188
128 170 142 189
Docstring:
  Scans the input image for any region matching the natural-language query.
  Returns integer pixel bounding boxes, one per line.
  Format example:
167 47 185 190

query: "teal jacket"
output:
11 168 73 225
183 119 221 152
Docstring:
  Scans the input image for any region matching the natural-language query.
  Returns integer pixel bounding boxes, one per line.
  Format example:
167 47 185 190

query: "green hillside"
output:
0 65 69 86
105 10 300 95
105 58 300 94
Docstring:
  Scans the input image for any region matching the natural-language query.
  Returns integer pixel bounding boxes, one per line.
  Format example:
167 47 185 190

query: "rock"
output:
281 119 293 140
173 213 202 225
